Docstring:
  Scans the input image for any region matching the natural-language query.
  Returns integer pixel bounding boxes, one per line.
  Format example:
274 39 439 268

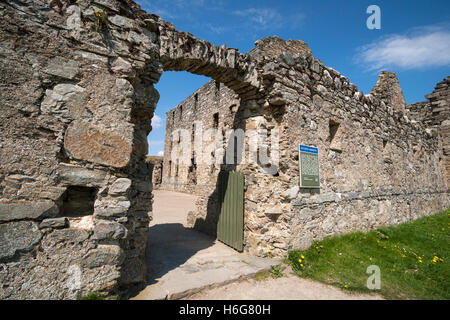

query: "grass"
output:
77 292 107 300
269 264 287 278
287 208 450 300
77 291 120 300
146 156 163 163
253 270 271 281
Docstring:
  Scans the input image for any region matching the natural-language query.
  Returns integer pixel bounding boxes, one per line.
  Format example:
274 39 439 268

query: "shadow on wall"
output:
192 170 231 237
190 95 323 252
191 100 246 238
191 97 285 241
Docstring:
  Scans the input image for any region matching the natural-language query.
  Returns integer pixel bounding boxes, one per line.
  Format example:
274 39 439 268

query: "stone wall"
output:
0 0 162 299
161 80 239 195
0 0 448 299
166 37 449 256
0 0 261 299
249 59 449 255
146 156 163 189
407 76 450 189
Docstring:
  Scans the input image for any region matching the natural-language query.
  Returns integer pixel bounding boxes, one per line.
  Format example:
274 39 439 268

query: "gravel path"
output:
186 273 384 300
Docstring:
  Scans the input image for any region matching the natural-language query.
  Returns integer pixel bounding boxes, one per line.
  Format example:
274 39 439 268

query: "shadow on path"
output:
145 222 215 285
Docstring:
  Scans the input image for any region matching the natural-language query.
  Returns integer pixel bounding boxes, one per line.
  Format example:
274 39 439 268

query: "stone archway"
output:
0 0 269 299
2 0 448 300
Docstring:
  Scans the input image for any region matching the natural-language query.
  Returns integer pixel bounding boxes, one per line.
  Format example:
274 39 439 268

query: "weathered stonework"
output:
146 156 163 189
64 120 133 168
163 38 450 256
0 0 448 299
0 0 264 299
407 76 450 189
161 80 240 195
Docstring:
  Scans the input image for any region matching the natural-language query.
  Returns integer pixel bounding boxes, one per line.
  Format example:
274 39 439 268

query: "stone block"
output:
82 244 125 268
93 221 128 240
93 0 120 12
39 217 68 229
40 83 87 121
111 57 133 75
64 120 132 168
46 228 90 244
265 205 283 217
94 200 131 218
0 221 42 261
0 201 59 222
57 164 106 187
109 178 132 195
283 186 299 200
108 15 135 29
43 57 79 80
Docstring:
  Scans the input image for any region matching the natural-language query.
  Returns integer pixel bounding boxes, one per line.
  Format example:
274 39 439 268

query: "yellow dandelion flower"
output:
298 259 302 263
301 255 305 259
343 285 348 288
300 264 303 267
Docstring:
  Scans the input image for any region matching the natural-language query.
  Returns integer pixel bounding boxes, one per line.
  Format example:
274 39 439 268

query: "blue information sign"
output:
299 145 320 188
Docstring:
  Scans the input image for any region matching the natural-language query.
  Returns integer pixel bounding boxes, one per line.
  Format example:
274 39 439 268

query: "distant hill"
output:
146 156 163 163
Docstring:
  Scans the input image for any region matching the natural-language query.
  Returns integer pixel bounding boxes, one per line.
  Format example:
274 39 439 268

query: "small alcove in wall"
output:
61 186 97 217
328 119 343 152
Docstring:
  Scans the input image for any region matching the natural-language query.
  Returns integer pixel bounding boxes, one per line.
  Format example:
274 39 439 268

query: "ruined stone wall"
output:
146 157 163 189
173 37 449 256
0 0 161 299
0 0 264 299
0 0 448 299
161 80 239 196
406 77 450 189
426 77 450 189
243 46 448 256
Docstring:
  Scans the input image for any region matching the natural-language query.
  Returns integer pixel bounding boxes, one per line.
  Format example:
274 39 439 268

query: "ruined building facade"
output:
0 0 448 299
162 60 450 256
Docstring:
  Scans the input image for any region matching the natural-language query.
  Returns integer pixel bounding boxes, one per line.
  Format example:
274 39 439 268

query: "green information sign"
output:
299 145 320 188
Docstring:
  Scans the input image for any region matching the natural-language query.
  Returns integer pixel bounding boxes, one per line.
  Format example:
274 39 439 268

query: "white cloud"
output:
205 23 228 35
151 115 163 129
157 151 164 157
232 8 304 32
233 8 283 30
357 25 450 71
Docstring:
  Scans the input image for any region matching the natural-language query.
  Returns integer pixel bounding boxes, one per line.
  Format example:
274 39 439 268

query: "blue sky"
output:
137 0 450 156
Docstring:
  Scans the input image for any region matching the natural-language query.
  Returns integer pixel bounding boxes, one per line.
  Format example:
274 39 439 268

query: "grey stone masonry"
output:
0 0 448 300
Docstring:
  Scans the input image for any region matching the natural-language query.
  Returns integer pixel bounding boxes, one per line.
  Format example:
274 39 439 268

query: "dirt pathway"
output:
132 190 279 300
186 273 384 300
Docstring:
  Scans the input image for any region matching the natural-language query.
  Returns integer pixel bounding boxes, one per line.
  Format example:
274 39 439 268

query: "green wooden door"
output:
217 171 244 252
